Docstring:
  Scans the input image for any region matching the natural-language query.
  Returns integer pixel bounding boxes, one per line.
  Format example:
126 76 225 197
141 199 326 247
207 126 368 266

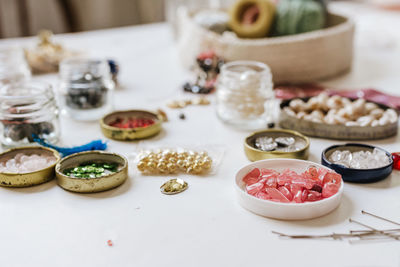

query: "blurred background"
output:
0 0 165 38
0 0 399 38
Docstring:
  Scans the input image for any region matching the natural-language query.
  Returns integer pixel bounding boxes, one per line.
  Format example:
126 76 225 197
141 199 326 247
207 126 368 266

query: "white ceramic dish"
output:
235 158 343 220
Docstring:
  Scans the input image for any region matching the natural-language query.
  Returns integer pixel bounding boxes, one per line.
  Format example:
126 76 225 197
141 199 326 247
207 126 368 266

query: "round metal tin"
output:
279 98 398 140
0 146 61 187
100 110 162 141
55 151 128 193
321 143 393 183
244 129 310 161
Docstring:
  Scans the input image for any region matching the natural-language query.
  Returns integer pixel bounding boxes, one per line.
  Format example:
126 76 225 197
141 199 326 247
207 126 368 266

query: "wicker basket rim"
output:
189 11 355 46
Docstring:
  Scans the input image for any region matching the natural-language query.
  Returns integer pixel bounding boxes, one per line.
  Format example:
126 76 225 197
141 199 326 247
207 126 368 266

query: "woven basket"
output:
177 10 355 84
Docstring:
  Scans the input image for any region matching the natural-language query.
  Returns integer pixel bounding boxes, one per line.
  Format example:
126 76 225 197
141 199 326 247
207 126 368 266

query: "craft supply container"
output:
0 47 31 86
279 97 398 140
59 58 114 121
322 143 393 183
0 146 60 187
55 151 128 193
244 129 309 161
100 110 162 141
178 11 354 84
216 61 274 129
235 158 344 220
0 81 60 147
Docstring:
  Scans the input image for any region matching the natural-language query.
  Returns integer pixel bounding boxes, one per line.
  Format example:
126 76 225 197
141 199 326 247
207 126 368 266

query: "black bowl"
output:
321 143 393 183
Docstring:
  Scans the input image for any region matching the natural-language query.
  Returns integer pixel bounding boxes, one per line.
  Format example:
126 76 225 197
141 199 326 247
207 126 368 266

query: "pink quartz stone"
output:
307 190 322 202
265 188 290 203
323 172 342 185
246 182 264 195
261 168 278 176
304 166 319 180
293 190 303 203
266 177 277 188
278 186 293 201
291 178 314 189
277 175 290 186
256 191 271 200
317 168 329 180
243 168 261 185
301 189 309 202
290 184 302 196
322 182 340 198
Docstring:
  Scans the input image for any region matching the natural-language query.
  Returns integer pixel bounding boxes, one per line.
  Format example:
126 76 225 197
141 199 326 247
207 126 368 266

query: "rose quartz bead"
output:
256 191 271 200
322 182 339 198
246 182 264 195
307 191 322 202
278 186 293 201
265 188 290 203
243 168 261 185
323 172 342 185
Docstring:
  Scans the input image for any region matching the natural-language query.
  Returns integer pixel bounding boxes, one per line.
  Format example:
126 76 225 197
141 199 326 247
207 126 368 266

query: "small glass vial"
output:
0 47 31 86
216 61 274 129
0 81 60 147
59 59 114 121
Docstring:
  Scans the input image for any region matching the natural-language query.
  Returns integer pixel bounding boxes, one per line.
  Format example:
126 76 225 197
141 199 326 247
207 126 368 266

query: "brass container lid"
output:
244 129 310 161
55 151 128 193
0 146 61 187
100 110 162 141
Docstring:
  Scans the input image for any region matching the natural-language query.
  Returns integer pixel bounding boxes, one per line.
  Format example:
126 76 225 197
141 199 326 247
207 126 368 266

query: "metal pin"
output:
349 218 400 241
361 210 400 226
350 228 400 234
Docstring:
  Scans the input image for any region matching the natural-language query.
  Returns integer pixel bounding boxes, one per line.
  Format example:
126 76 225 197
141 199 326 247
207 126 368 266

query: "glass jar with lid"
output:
0 81 60 147
59 58 114 121
0 47 31 86
216 61 274 129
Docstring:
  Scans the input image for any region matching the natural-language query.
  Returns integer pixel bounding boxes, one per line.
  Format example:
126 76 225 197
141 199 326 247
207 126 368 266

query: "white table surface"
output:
1 2 400 267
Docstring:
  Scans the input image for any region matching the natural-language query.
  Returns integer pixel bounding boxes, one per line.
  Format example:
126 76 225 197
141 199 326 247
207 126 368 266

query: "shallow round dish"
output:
280 98 398 140
235 158 344 220
244 129 309 161
0 146 60 187
100 110 162 141
55 151 128 193
321 143 393 183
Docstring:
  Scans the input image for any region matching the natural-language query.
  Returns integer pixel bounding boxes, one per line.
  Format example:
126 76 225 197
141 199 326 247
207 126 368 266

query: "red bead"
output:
392 153 400 170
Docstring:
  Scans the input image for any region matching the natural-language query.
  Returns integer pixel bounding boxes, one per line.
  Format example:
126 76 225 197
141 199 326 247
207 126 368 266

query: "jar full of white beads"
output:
216 61 274 129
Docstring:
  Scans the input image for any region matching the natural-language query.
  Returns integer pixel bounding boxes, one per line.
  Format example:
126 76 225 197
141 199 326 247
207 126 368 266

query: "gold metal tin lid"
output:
100 110 162 141
55 151 128 193
0 146 61 187
244 129 310 161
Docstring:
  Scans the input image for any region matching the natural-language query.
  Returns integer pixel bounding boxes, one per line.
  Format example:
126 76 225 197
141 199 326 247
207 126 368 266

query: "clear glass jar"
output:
0 81 60 147
0 47 31 86
59 59 114 121
216 61 274 129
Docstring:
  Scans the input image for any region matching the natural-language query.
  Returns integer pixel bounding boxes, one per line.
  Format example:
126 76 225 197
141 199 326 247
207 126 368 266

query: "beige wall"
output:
0 0 165 38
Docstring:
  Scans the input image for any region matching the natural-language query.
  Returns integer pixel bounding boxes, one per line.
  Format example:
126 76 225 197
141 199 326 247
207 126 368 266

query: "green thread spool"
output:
274 0 326 36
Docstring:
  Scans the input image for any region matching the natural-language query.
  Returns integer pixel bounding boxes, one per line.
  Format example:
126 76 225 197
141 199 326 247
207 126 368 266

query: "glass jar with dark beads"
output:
0 81 60 147
59 59 114 121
